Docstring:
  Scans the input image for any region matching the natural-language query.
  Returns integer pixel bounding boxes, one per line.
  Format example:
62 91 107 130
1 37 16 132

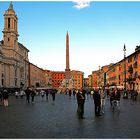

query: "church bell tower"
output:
3 2 19 49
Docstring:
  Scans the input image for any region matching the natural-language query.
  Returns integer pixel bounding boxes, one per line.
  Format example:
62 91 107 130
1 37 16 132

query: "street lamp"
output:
98 66 101 88
123 44 127 98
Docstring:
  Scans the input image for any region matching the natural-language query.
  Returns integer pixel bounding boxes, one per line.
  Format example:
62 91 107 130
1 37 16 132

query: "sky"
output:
0 1 140 77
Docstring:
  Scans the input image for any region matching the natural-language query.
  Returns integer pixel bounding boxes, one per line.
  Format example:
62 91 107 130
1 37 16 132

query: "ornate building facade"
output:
0 3 29 89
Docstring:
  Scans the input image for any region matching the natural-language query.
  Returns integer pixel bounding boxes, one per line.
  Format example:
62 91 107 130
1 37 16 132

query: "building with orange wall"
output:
91 64 113 88
47 70 84 90
51 71 65 89
126 47 140 91
91 70 99 88
88 75 92 88
106 63 120 86
106 47 140 91
100 64 112 87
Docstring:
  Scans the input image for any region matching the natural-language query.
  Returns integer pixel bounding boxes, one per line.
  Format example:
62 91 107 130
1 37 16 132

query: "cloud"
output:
73 0 90 9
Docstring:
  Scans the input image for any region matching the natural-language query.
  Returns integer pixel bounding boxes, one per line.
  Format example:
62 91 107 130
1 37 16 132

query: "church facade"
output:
0 3 29 89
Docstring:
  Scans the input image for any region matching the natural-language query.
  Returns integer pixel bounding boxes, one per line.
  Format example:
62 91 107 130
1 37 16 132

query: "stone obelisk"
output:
58 31 72 92
65 31 70 86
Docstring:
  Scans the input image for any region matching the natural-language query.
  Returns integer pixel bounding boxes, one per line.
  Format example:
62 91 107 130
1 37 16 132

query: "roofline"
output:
29 62 45 71
18 42 29 52
106 49 140 73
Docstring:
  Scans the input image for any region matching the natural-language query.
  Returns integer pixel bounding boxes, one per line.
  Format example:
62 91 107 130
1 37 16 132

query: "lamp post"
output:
98 66 101 88
123 44 127 98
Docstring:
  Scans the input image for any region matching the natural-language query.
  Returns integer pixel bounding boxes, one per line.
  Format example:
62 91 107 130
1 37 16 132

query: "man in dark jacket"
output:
25 87 30 103
51 89 56 102
45 89 49 101
93 88 101 116
76 89 85 119
31 87 36 103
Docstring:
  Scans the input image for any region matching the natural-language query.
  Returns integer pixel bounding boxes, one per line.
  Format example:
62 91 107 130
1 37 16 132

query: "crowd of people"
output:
75 86 121 119
24 87 57 103
126 89 138 100
0 87 57 107
0 86 139 120
61 86 123 119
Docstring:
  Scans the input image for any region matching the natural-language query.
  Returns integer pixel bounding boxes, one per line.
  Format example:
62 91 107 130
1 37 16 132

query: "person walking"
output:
25 87 31 103
31 88 36 103
72 89 76 98
93 88 101 116
65 88 69 95
15 89 19 99
109 88 114 107
20 89 25 99
3 89 9 107
106 85 110 98
91 89 94 98
81 88 86 115
69 89 72 98
45 89 49 101
111 86 121 111
51 89 56 102
133 90 138 101
76 89 85 119
40 89 45 101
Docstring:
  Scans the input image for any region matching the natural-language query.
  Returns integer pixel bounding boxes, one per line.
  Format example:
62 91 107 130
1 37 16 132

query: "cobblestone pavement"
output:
0 94 140 138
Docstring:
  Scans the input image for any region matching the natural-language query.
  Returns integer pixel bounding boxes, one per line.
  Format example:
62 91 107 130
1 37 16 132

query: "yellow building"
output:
29 63 46 88
0 2 29 89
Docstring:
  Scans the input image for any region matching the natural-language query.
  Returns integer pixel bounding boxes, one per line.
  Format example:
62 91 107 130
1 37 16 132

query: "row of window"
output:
108 71 139 81
128 54 138 63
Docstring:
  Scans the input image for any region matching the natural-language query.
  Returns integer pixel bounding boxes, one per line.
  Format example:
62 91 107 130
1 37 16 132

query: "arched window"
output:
8 18 10 29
